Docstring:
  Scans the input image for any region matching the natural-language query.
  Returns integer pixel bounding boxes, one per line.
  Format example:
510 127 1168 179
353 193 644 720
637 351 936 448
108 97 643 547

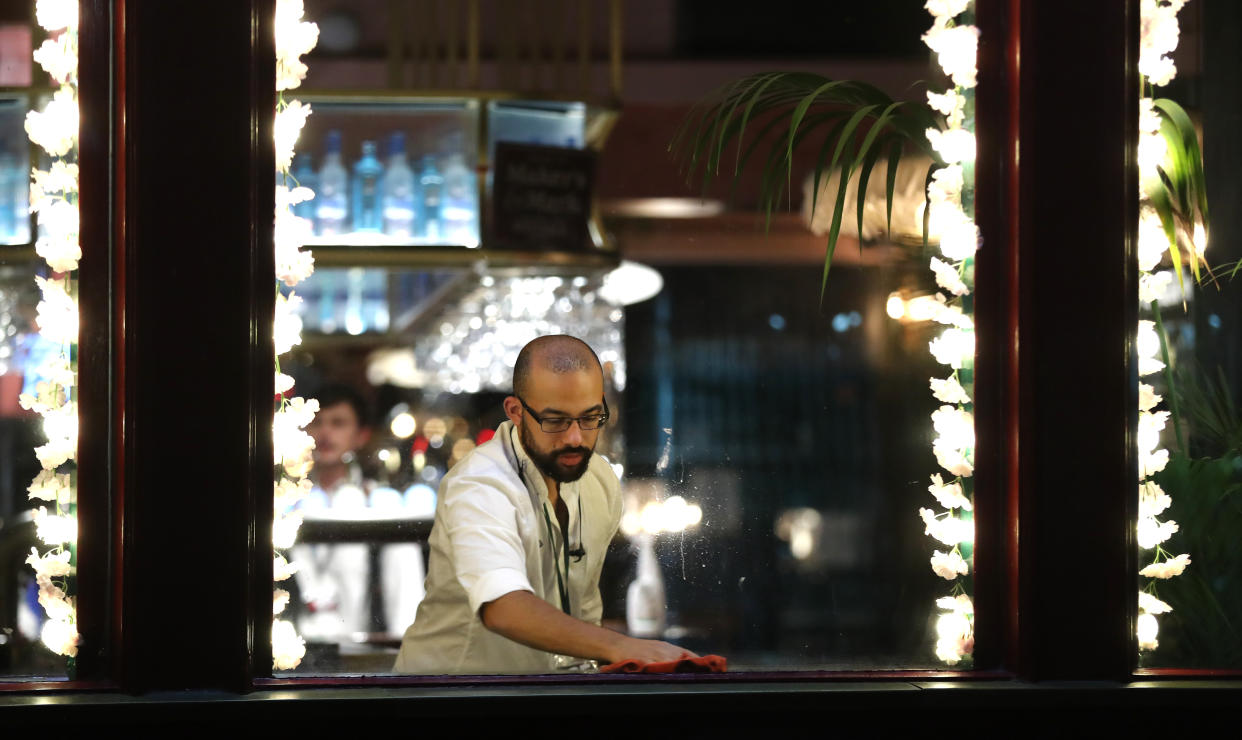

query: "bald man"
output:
394 335 693 674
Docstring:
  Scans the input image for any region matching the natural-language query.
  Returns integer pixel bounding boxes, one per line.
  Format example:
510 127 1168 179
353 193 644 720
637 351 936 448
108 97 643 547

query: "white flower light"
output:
1139 553 1191 579
926 127 976 166
275 0 320 91
920 508 974 546
274 100 312 173
25 87 79 158
28 470 72 502
33 35 77 85
1139 271 1173 305
1138 207 1170 272
1137 410 1170 454
25 547 72 578
1140 448 1169 479
274 291 304 355
1137 515 1179 549
35 276 79 345
1137 612 1160 651
1139 591 1173 615
274 554 300 582
40 617 80 657
928 473 972 511
35 0 78 32
929 328 974 369
1139 481 1171 518
272 618 307 669
34 507 77 546
273 511 303 550
922 24 979 88
1136 320 1165 377
274 589 291 615
930 257 969 297
930 549 970 580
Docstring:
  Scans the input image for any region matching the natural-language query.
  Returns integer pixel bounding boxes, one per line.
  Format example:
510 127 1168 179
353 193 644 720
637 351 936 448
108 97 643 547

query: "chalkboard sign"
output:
491 141 596 252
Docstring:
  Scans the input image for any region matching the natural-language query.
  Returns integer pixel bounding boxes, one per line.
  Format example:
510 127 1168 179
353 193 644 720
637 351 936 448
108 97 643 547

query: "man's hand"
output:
603 635 694 665
480 590 698 665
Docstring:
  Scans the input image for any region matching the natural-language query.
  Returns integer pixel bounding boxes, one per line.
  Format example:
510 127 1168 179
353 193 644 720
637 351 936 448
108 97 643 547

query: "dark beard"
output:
518 421 594 483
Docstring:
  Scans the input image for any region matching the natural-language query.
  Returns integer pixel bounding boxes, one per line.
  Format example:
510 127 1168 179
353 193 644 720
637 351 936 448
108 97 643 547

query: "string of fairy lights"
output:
918 0 978 665
270 0 321 671
22 0 82 661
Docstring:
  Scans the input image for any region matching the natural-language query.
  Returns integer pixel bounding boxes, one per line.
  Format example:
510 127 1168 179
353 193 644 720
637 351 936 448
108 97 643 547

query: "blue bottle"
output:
381 132 417 238
418 155 443 242
0 150 14 242
352 140 384 233
440 151 477 247
290 153 317 223
315 130 348 236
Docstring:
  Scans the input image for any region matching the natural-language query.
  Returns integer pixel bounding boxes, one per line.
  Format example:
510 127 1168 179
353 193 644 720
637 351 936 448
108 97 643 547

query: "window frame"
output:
5 0 1242 706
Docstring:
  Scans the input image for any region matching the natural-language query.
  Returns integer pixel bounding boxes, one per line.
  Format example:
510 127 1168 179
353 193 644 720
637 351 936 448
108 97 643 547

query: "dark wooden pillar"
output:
117 0 275 691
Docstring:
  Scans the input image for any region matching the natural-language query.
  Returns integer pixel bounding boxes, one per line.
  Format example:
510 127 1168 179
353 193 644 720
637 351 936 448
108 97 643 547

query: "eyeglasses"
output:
516 396 610 433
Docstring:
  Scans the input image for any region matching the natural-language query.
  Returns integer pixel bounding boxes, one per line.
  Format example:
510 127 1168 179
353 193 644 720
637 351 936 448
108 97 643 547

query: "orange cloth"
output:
600 654 727 674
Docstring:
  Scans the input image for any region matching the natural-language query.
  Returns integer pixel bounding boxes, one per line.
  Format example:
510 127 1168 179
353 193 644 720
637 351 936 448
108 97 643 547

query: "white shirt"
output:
393 420 622 675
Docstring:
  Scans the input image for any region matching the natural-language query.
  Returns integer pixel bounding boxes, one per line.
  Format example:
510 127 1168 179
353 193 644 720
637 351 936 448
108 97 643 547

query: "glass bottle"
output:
351 140 384 234
418 154 443 242
315 130 348 237
381 132 417 239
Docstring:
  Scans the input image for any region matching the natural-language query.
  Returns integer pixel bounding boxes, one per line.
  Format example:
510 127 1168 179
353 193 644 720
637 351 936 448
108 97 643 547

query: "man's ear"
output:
356 426 373 448
502 396 523 426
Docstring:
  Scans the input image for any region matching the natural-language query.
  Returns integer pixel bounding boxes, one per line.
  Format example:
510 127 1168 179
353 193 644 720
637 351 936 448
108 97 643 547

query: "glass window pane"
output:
1 8 80 682
273 0 981 676
1136 0 1242 670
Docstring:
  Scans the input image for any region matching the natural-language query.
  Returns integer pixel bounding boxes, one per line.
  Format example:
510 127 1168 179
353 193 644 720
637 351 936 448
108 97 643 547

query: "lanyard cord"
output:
541 494 583 616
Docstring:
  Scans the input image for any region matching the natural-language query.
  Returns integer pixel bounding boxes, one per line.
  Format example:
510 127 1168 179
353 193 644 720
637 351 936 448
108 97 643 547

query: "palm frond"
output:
670 72 942 301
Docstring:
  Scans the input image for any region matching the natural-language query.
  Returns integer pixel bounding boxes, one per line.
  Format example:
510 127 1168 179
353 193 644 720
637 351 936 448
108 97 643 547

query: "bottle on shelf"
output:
344 267 366 335
352 140 384 234
418 154 443 242
363 268 390 333
315 130 349 237
0 149 15 242
439 133 477 247
381 132 417 239
290 153 317 222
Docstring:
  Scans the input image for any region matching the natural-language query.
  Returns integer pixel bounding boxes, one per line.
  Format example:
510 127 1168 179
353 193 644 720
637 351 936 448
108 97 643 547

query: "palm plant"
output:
668 71 946 300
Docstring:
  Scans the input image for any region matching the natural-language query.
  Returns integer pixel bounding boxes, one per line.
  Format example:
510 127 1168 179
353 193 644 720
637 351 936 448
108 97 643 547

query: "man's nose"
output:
562 420 584 445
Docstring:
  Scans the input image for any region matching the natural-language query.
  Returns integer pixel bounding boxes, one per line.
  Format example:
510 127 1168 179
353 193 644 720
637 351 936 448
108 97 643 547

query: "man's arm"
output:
480 590 695 665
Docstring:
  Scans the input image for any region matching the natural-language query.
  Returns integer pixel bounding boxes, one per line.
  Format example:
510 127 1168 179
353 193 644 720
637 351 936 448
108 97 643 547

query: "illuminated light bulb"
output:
1137 411 1169 454
687 503 702 526
390 412 417 438
35 509 77 546
1136 321 1162 360
937 209 979 261
936 611 971 641
272 512 302 549
1137 131 1169 176
929 328 974 369
1137 612 1159 651
1137 208 1170 273
40 618 79 657
272 618 306 670
886 293 906 320
927 127 976 166
42 402 78 443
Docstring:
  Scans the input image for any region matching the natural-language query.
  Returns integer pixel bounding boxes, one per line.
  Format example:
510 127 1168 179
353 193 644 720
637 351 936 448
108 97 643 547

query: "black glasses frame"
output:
516 395 610 433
